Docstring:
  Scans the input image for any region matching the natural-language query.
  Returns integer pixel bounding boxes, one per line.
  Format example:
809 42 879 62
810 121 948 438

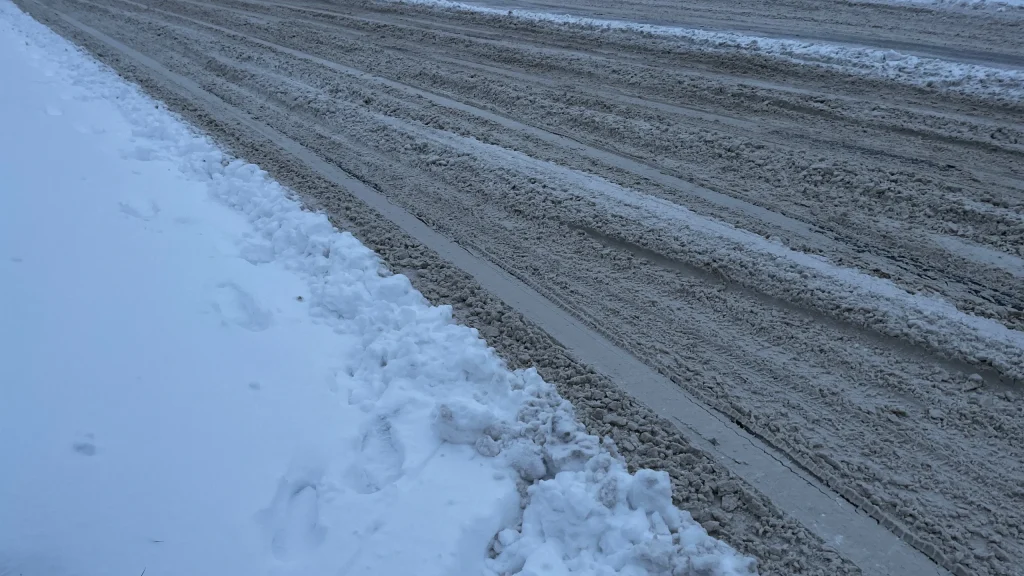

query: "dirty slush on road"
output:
16 0 1024 573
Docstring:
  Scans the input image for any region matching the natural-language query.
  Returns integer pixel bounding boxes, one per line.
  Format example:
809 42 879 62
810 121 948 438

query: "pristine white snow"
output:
395 0 1024 100
0 3 755 576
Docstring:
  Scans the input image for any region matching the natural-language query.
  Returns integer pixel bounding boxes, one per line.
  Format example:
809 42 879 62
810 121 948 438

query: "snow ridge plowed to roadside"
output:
0 2 754 575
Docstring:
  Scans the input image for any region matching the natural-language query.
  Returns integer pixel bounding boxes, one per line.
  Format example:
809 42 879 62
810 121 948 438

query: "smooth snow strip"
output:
390 0 1024 100
393 119 1024 381
0 2 755 575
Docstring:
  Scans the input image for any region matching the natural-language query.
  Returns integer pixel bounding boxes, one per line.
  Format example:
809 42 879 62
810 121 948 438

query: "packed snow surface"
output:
0 2 755 575
395 0 1024 100
855 0 1024 10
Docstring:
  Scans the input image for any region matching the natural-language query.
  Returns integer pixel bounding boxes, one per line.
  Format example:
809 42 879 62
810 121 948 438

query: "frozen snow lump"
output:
487 452 758 576
447 369 759 576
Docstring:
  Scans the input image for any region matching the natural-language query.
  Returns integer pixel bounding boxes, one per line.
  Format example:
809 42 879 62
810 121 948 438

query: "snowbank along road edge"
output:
15 0 1024 574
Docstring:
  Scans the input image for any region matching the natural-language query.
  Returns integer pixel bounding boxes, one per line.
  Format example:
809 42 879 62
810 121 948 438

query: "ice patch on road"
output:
392 0 1024 100
0 2 755 575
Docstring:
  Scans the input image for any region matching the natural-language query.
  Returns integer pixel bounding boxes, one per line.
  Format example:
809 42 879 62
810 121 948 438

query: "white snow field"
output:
0 3 755 576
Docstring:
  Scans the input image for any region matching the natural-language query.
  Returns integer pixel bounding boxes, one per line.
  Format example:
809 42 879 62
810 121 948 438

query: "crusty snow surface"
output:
0 4 755 575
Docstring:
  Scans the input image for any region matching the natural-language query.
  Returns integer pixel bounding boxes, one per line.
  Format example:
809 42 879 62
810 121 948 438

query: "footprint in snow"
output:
73 122 105 135
346 416 406 494
261 476 327 561
72 433 97 456
45 105 62 117
118 199 160 221
72 442 96 456
338 365 388 406
211 282 272 332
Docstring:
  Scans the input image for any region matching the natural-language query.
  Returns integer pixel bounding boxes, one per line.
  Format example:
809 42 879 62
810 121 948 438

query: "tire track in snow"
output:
15 3 945 575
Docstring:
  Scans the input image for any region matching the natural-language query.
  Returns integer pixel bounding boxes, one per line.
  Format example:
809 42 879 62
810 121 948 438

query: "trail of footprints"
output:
113 184 407 563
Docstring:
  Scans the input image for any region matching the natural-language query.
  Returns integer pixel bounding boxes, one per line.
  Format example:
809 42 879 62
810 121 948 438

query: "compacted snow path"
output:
0 2 755 575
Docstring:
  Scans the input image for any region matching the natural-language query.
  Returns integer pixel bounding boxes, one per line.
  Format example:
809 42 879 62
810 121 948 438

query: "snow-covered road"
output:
0 4 753 575
400 0 1024 100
